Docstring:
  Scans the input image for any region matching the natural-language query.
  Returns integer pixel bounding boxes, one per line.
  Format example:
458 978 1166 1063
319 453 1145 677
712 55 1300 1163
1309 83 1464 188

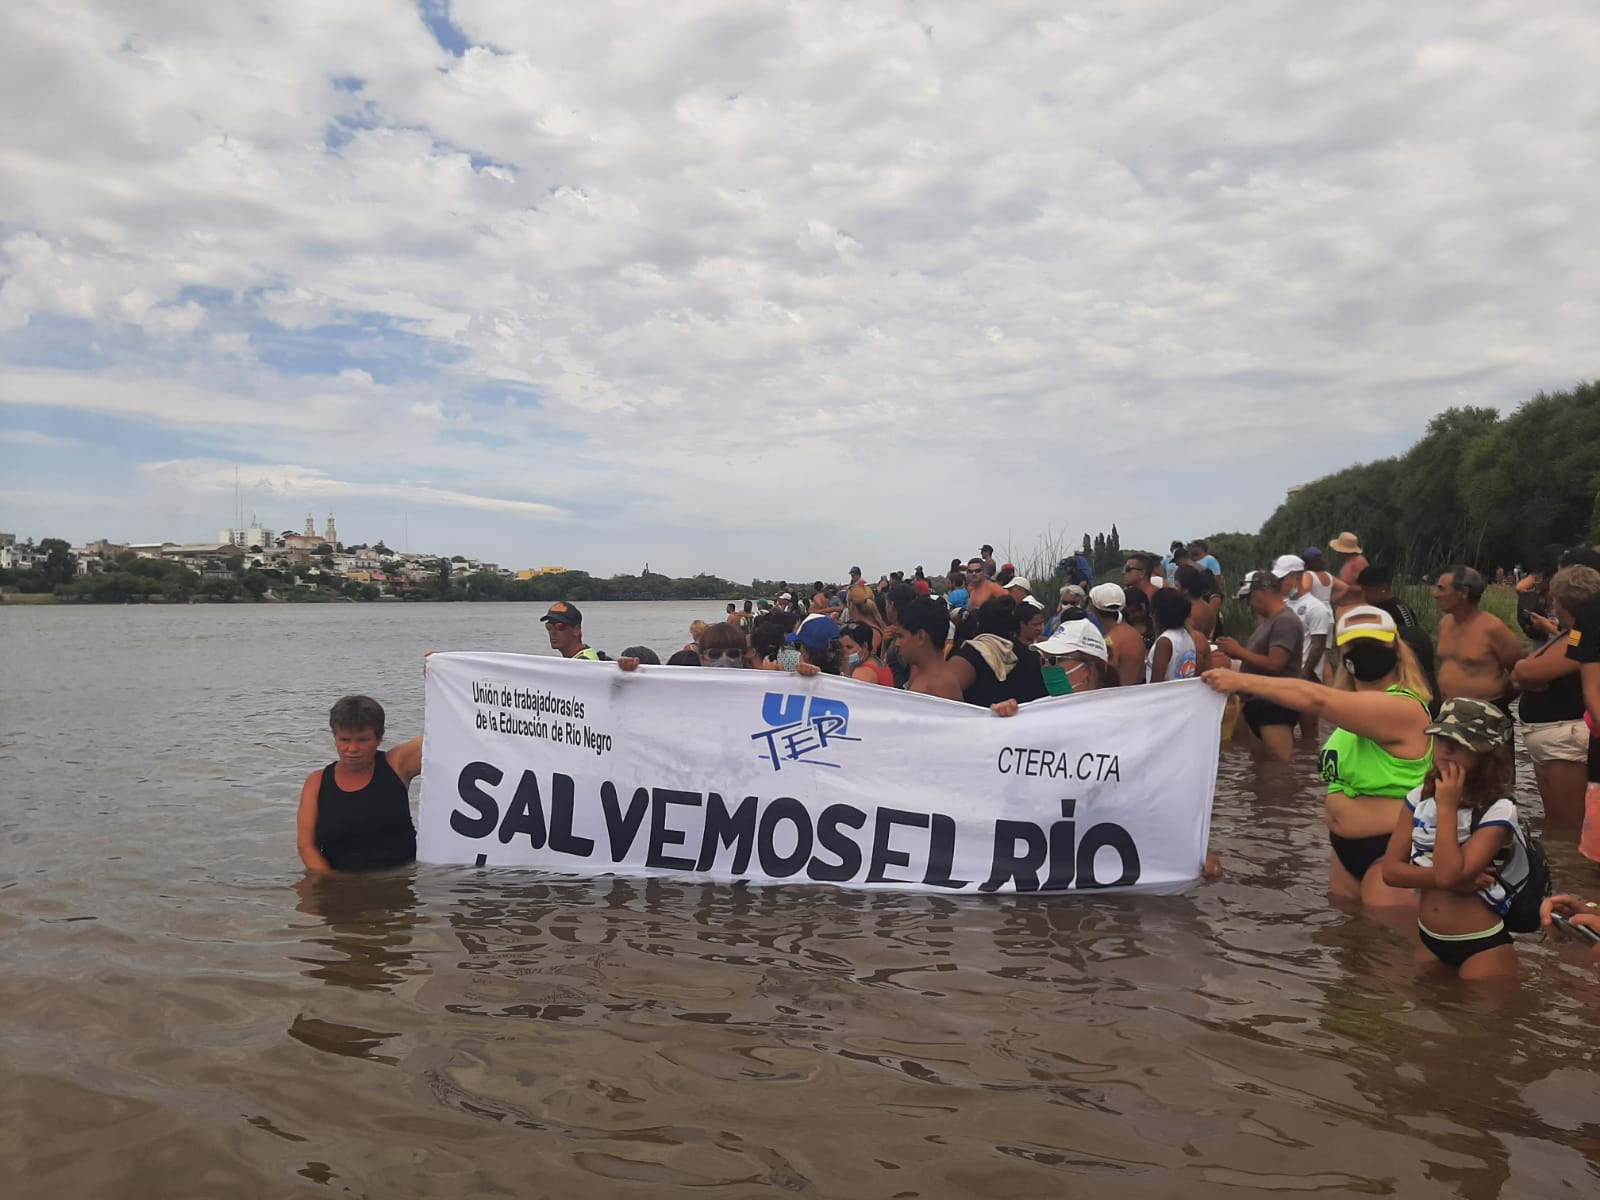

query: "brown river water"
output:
3 603 1599 1198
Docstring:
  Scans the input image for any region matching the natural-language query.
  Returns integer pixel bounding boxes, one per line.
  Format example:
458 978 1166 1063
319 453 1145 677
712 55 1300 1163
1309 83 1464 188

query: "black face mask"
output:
1342 640 1398 682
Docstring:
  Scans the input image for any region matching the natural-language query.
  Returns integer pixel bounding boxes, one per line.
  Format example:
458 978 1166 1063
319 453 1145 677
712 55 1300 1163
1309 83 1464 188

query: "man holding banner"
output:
540 601 609 661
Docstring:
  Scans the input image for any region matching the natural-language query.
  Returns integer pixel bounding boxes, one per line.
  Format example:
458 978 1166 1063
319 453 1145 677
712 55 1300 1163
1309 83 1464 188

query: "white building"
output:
218 520 271 550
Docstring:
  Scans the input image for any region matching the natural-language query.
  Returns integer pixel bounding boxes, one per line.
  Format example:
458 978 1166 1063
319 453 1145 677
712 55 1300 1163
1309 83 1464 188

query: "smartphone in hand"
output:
1551 912 1600 944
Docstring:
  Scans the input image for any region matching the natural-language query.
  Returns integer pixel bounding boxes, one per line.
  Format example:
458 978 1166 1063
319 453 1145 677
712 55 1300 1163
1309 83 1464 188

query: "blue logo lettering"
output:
752 693 859 771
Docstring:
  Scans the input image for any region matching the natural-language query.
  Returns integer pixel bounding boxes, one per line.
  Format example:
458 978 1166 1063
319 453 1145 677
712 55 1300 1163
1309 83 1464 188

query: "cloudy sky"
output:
2 1 1596 579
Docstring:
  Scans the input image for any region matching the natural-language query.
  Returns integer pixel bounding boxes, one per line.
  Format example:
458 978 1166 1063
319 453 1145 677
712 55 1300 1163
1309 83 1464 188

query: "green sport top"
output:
1318 686 1433 798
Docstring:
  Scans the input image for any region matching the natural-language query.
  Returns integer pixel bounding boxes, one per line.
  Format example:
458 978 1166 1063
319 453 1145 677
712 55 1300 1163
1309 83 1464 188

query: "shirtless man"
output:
893 595 965 700
1088 582 1146 686
962 557 1006 609
1329 532 1368 606
1434 564 1520 702
1122 553 1161 602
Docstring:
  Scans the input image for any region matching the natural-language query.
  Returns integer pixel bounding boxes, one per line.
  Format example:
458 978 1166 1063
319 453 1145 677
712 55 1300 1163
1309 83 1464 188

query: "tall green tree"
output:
1252 383 1599 574
38 537 76 585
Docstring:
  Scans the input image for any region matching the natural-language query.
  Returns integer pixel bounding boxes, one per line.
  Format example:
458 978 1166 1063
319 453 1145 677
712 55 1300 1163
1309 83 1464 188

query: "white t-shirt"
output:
1405 790 1521 917
1287 592 1332 671
1145 628 1198 683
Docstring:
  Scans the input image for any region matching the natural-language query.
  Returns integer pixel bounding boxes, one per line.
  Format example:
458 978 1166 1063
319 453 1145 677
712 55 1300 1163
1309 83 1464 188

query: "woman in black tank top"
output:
298 695 423 873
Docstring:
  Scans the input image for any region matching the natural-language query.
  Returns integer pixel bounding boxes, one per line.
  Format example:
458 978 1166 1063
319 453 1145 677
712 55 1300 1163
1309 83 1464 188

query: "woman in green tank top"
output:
1205 605 1434 907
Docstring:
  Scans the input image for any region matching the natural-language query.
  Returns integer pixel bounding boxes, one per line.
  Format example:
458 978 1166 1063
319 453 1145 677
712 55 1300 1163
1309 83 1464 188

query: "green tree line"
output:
1206 381 1600 577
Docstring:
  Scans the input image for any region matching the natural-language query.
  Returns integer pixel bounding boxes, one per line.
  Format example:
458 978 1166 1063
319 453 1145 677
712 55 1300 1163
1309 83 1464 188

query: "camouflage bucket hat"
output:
1424 697 1512 752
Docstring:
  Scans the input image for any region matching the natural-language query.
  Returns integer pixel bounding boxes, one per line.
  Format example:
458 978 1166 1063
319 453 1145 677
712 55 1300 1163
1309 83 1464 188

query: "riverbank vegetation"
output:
0 550 758 605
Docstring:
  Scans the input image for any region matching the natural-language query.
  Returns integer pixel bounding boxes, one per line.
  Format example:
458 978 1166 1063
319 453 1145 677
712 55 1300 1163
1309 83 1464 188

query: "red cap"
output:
913 579 931 596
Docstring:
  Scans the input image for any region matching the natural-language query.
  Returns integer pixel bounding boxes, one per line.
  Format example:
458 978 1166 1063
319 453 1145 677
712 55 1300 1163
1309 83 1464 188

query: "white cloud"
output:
0 428 80 447
1 1 1598 574
138 457 570 520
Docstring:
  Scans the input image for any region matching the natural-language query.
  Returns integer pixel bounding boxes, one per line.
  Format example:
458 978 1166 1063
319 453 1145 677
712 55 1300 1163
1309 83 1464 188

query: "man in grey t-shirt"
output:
1216 570 1305 761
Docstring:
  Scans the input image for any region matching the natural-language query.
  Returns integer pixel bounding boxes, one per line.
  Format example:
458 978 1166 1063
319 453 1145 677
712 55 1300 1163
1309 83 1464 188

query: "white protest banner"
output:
418 653 1226 894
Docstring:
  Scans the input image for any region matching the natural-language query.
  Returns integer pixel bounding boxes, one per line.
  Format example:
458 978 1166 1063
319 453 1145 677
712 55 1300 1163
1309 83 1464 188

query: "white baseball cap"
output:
1007 576 1031 593
1335 605 1399 646
1271 554 1305 579
1033 619 1109 662
1088 582 1125 611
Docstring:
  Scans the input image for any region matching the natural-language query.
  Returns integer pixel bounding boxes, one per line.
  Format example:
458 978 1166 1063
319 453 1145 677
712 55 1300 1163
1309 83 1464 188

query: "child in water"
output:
1381 698 1523 979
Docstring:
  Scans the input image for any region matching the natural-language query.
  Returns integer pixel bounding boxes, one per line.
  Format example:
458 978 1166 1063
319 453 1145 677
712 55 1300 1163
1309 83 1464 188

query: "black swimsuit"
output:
314 750 416 871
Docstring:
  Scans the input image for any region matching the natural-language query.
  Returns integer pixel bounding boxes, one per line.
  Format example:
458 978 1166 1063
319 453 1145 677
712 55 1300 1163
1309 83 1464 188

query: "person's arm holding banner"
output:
1201 669 1425 753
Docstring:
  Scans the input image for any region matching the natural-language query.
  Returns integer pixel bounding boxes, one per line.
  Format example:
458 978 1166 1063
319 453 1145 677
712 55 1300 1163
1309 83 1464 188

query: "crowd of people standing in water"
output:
298 531 1600 979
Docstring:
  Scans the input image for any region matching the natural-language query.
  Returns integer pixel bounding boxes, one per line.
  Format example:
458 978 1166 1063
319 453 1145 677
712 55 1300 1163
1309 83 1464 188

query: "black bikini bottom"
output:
1328 831 1390 881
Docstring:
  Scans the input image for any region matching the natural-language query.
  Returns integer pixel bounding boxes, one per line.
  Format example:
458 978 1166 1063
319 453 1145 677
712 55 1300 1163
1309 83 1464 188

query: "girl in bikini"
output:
1381 698 1521 979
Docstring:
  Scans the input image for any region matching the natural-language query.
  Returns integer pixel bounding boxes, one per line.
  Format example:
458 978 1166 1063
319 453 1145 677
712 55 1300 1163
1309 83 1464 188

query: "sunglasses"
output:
701 647 743 660
1040 655 1091 671
1122 564 1142 573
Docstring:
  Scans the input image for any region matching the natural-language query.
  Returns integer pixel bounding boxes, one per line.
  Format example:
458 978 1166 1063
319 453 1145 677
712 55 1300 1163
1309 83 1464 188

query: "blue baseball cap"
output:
786 615 840 651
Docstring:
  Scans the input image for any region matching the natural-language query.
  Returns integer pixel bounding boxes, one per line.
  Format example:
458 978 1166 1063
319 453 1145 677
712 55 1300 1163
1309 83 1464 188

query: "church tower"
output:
304 512 316 537
324 513 338 547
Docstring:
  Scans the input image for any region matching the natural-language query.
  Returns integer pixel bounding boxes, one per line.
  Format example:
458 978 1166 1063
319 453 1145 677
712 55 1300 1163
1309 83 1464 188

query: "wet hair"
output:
1356 564 1393 589
896 596 950 648
698 623 748 654
973 595 1022 639
1152 588 1191 631
666 649 701 667
620 645 660 665
329 694 385 737
1121 585 1150 618
1550 564 1600 612
1443 564 1487 604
